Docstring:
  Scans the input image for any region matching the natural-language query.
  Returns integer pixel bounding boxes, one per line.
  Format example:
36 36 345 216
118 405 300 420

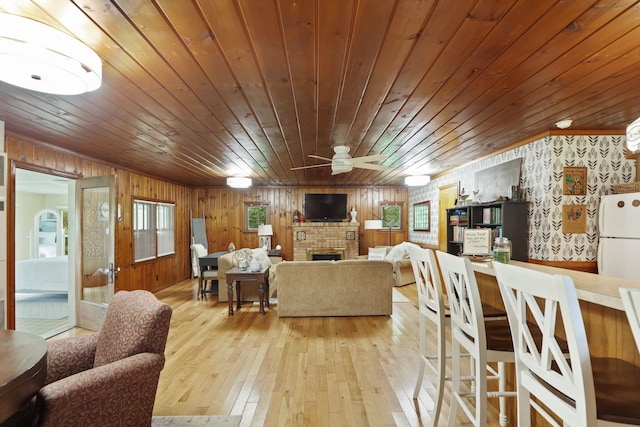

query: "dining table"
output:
0 330 48 426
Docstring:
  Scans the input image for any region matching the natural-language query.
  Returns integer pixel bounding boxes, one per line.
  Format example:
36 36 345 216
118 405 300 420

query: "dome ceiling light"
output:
0 13 102 95
555 119 573 129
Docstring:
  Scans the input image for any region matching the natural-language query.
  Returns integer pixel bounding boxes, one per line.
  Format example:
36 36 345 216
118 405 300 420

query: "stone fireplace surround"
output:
292 222 359 261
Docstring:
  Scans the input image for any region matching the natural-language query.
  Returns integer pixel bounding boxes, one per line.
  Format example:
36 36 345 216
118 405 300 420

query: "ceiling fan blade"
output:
351 163 389 171
290 163 331 171
350 154 387 163
309 154 333 162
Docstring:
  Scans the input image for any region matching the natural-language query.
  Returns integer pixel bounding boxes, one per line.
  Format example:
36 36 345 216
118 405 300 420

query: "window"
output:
245 203 268 231
413 201 430 232
134 199 175 262
380 203 402 230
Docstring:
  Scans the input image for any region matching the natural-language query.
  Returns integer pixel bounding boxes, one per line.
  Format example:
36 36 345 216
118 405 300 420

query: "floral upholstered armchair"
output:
37 290 172 427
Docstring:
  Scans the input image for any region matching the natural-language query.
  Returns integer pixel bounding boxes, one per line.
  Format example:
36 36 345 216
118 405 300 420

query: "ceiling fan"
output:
291 145 388 175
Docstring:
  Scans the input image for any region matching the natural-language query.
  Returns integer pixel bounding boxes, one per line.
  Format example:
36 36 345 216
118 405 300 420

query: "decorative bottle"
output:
493 232 511 264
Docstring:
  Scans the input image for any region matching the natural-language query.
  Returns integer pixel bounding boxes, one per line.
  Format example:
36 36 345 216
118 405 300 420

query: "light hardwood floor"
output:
53 279 503 426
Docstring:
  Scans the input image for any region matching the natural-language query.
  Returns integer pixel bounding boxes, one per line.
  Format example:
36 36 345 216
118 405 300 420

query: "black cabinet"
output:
446 201 528 261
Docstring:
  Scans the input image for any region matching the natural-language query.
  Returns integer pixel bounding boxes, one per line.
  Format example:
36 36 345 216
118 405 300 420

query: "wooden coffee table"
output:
225 267 270 315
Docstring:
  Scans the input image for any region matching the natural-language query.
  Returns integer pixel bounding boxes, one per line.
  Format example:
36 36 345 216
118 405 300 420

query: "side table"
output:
225 267 270 315
0 330 48 426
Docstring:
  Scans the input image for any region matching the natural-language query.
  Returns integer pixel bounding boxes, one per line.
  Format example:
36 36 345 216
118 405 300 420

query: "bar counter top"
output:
470 260 640 311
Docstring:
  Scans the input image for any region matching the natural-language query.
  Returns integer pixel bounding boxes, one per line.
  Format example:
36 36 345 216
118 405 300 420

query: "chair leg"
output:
413 315 427 399
498 362 508 427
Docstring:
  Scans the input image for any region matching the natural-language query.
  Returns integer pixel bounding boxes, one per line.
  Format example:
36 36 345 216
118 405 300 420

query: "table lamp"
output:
258 224 273 250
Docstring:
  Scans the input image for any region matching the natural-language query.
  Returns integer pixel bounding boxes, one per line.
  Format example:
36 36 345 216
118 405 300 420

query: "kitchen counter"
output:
470 260 640 311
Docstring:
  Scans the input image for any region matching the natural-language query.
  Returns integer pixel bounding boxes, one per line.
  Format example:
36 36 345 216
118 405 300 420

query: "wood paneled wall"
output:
6 134 192 301
5 134 410 311
190 186 409 260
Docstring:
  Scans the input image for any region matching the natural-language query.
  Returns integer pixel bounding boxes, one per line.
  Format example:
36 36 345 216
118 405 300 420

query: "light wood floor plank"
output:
51 278 505 426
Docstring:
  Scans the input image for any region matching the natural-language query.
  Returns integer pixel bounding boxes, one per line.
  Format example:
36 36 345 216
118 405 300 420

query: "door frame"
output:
7 161 80 330
438 182 460 252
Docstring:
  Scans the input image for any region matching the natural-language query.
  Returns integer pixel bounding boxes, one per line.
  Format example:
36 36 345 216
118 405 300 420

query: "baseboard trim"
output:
527 259 597 274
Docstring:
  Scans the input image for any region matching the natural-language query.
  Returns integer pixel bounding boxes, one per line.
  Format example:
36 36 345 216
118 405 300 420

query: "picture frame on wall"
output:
413 200 430 232
563 166 587 195
562 204 587 234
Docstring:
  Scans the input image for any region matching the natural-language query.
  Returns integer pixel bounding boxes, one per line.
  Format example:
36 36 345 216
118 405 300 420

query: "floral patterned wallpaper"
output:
408 135 634 261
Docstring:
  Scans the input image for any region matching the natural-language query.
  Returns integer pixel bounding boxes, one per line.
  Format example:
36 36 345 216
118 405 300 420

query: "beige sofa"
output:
217 249 282 302
275 260 394 317
359 244 418 287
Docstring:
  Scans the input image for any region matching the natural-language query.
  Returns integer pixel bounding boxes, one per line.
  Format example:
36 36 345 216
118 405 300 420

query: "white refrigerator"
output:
597 192 640 280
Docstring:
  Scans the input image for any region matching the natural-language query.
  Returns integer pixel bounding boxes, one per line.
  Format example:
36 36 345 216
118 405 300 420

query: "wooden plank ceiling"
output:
0 0 639 187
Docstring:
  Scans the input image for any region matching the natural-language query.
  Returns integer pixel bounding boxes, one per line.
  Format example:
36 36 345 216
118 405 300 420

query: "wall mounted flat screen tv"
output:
304 193 348 222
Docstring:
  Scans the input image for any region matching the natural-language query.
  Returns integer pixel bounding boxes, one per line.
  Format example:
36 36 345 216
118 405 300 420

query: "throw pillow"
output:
368 247 387 260
251 247 272 269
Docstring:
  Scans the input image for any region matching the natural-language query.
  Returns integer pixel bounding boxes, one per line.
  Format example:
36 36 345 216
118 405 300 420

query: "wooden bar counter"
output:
470 260 640 425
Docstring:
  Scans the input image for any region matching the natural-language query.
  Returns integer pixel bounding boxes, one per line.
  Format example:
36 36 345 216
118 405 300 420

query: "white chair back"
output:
493 262 596 427
409 246 446 325
620 287 640 355
435 251 486 357
408 246 447 425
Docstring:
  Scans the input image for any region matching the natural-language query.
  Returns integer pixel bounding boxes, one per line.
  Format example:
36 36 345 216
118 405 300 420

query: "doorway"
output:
14 168 74 338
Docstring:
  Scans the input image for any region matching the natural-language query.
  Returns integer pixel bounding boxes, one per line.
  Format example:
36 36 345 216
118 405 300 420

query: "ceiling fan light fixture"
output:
226 177 252 188
0 13 102 95
404 175 431 186
555 119 573 129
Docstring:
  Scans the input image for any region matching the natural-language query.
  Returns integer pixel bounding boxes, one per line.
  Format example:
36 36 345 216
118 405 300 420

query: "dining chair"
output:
408 246 448 426
620 287 640 355
494 262 640 426
435 250 516 427
190 243 218 299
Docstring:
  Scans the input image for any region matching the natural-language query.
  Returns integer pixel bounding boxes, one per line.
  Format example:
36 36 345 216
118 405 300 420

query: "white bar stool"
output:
495 262 640 426
435 251 516 427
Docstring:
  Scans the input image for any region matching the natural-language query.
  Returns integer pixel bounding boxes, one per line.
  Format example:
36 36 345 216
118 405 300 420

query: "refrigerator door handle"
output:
598 197 608 233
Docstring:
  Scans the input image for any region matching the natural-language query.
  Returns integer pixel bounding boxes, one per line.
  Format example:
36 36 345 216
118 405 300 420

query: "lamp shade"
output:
364 220 383 230
258 224 273 236
0 13 102 95
226 177 252 188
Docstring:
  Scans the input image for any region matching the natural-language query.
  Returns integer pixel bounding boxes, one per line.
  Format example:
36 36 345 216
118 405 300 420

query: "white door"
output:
599 193 640 238
597 237 640 280
74 175 117 330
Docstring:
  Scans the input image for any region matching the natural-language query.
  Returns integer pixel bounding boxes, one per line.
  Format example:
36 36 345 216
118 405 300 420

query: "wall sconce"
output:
0 13 102 95
258 224 273 250
404 175 431 186
226 177 252 188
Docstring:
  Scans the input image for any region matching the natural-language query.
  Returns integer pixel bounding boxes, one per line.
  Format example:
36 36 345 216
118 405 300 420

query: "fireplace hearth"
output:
307 247 345 261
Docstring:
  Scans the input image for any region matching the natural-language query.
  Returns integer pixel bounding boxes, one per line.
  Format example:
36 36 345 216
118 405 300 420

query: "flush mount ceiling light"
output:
0 13 102 95
404 175 431 186
626 117 640 153
226 177 252 188
555 119 573 129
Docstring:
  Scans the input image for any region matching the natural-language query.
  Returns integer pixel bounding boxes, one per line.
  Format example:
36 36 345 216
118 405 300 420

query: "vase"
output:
350 209 358 223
